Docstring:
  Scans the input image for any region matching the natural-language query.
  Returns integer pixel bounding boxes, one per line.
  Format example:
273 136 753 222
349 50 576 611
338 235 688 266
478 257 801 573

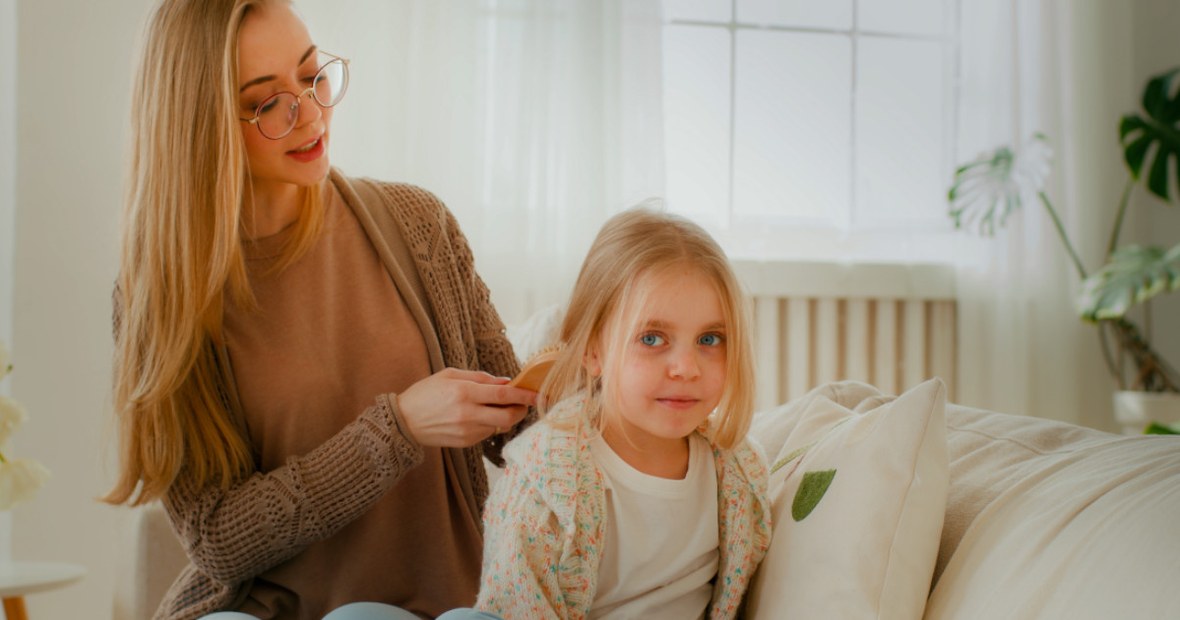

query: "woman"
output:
104 1 534 618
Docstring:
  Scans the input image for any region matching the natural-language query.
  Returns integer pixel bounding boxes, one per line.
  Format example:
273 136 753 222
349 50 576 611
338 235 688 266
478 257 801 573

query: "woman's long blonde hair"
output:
540 206 755 450
106 0 324 505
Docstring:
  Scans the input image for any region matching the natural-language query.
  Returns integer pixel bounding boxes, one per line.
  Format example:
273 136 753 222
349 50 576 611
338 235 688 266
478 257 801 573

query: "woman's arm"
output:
162 392 422 583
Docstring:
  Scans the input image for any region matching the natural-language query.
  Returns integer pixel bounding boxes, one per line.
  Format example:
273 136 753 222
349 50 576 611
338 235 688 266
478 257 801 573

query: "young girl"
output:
106 1 533 618
476 208 772 619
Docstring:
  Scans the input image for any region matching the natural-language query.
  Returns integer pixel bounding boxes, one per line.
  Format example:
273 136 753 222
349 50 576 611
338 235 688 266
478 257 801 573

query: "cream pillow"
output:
746 379 949 619
925 406 1180 619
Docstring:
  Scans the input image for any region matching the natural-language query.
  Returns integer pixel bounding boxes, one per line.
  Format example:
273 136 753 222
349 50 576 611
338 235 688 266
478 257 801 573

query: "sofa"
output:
113 374 1180 619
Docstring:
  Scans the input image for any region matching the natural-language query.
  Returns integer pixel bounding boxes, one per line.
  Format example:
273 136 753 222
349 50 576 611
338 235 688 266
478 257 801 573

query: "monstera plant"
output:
948 67 1180 418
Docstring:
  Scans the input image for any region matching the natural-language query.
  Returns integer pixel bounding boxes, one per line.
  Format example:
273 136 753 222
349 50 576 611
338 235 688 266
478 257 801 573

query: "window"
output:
662 0 962 262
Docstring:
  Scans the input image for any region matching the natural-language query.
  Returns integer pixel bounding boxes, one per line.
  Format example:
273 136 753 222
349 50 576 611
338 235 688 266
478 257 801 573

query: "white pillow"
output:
505 303 564 363
746 379 949 620
925 407 1180 619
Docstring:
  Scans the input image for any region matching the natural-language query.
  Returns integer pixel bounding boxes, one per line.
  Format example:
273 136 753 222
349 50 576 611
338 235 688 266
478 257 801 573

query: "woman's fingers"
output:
396 369 535 448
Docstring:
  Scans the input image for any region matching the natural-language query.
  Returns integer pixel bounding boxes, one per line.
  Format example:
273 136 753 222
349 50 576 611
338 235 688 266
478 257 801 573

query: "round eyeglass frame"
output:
240 51 350 140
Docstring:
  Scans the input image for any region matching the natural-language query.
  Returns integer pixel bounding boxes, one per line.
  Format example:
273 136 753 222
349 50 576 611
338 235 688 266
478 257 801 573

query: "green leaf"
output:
770 443 813 475
1145 421 1180 435
792 469 836 522
1078 243 1180 321
1121 68 1180 201
1122 132 1154 178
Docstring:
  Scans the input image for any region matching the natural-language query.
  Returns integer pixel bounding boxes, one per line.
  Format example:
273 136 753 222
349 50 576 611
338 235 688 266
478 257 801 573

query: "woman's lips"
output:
286 136 324 162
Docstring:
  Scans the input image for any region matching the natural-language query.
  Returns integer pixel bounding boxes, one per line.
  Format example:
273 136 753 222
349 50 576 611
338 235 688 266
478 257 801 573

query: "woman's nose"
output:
295 88 322 127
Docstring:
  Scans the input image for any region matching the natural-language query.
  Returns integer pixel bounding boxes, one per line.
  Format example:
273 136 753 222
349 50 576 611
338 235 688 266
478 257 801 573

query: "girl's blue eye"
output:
640 333 665 346
699 333 723 347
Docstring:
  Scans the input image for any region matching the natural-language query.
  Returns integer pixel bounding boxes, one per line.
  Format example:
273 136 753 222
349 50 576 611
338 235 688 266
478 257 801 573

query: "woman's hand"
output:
396 368 537 447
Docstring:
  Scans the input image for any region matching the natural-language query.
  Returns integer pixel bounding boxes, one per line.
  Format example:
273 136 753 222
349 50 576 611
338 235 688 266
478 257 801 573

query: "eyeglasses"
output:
240 51 350 140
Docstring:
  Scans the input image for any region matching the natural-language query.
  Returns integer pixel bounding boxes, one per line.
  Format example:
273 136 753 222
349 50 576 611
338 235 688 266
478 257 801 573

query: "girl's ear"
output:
584 345 603 377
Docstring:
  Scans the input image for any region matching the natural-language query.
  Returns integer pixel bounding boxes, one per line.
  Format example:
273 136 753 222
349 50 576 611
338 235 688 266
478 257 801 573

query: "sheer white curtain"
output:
301 0 665 326
955 0 1135 429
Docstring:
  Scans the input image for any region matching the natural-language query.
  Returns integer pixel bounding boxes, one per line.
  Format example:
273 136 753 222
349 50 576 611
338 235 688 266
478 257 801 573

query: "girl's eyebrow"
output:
239 45 318 93
642 319 726 331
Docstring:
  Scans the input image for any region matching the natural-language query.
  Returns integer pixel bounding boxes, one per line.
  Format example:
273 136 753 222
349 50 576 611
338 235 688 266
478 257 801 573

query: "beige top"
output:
222 184 481 618
153 172 530 620
588 433 719 619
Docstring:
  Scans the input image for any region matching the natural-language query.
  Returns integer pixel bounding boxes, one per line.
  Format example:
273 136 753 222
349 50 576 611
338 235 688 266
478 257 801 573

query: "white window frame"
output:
662 0 965 263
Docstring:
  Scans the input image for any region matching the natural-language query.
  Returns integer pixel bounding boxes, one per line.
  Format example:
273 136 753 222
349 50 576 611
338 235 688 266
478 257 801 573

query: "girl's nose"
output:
667 347 701 380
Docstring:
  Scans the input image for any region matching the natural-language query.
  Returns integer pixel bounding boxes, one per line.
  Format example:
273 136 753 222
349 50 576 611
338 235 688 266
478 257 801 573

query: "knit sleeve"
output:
161 393 424 584
475 461 569 620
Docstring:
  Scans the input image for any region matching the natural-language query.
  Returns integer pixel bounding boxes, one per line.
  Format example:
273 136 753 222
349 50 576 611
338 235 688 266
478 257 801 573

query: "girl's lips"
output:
286 136 325 163
656 397 701 410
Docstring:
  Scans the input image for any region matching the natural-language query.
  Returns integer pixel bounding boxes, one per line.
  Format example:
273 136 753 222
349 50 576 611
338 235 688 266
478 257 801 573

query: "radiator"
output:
734 261 957 409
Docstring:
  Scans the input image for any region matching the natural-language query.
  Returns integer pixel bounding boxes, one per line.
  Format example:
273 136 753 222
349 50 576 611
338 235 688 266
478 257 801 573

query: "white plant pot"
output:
1112 390 1180 435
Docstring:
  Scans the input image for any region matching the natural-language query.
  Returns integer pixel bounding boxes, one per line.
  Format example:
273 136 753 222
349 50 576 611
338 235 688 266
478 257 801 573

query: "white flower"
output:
0 340 50 509
0 458 51 511
0 396 26 447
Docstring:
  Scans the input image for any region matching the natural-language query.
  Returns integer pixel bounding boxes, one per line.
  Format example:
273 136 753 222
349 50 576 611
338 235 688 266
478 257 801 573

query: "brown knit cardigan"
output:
151 170 529 619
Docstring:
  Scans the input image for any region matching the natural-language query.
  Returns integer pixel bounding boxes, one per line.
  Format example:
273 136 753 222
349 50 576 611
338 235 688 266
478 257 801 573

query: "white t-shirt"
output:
588 433 720 620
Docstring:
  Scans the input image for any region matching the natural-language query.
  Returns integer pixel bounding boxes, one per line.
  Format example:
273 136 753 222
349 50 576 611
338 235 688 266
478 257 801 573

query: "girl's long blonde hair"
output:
106 0 324 505
540 206 755 450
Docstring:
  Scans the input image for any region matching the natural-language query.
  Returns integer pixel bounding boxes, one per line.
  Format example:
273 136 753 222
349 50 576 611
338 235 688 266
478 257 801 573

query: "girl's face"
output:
589 267 729 455
237 3 332 192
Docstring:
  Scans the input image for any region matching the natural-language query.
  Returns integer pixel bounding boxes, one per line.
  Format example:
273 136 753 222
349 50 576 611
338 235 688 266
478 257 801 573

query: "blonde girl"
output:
476 207 772 619
106 1 533 618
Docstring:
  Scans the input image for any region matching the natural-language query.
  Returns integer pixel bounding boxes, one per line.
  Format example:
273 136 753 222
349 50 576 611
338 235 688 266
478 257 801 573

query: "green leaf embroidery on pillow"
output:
792 469 836 521
770 443 814 474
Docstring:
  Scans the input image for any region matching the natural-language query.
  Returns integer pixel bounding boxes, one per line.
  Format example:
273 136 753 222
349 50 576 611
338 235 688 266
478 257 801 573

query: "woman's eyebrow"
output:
239 45 318 93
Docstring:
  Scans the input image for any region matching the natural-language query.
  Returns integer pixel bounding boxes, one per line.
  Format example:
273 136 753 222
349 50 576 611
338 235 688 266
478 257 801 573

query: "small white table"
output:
0 562 86 620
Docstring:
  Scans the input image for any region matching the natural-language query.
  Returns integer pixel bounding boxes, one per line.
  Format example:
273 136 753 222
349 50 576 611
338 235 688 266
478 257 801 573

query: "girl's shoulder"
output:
704 432 769 488
503 397 591 467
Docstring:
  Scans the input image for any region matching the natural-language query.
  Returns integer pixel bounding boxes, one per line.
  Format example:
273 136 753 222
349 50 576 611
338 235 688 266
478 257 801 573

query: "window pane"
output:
663 25 732 228
737 0 852 30
733 30 851 224
663 0 730 22
859 0 946 37
854 36 946 228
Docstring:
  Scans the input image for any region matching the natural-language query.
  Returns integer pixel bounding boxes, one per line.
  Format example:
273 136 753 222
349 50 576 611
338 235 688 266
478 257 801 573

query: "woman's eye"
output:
257 98 279 115
698 333 724 347
639 333 665 347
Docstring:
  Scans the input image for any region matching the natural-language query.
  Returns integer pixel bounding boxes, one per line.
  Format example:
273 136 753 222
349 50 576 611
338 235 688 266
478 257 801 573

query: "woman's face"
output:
237 3 332 191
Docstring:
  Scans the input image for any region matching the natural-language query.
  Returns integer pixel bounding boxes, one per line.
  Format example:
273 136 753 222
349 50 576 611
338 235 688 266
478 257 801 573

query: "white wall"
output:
1 0 15 351
14 0 151 617
0 0 17 571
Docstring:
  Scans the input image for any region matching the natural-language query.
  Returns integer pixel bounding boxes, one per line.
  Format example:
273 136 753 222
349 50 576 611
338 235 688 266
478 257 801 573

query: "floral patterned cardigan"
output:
475 400 772 619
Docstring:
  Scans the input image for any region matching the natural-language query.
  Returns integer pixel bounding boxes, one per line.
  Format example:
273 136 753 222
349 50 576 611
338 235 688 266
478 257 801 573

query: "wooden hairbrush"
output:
508 346 560 392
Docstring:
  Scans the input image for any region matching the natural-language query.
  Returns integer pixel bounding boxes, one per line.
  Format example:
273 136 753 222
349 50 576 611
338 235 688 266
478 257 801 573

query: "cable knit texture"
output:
152 171 530 620
476 397 772 620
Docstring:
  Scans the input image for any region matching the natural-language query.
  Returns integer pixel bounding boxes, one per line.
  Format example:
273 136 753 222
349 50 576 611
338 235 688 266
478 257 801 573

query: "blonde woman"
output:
475 207 772 619
106 1 532 618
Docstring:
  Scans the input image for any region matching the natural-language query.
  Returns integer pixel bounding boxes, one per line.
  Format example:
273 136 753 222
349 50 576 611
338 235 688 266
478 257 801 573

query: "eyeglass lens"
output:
255 54 349 139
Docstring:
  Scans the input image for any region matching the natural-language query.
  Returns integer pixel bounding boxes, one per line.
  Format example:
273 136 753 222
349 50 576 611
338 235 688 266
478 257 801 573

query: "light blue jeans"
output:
200 602 502 620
